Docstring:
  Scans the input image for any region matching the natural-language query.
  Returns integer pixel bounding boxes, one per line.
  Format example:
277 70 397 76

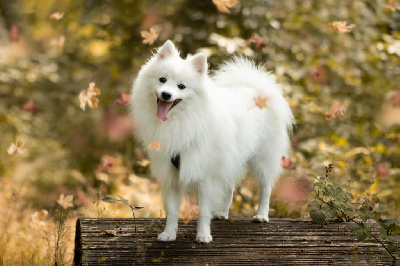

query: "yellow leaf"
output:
369 181 378 194
331 134 348 148
337 161 346 168
374 144 386 154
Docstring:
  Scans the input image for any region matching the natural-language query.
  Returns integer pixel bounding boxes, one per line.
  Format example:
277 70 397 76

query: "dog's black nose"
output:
161 92 172 101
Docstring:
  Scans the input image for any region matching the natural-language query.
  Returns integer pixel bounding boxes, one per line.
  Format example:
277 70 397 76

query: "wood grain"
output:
75 218 394 265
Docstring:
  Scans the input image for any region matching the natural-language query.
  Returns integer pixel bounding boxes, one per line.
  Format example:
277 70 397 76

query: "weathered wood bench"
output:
74 218 394 265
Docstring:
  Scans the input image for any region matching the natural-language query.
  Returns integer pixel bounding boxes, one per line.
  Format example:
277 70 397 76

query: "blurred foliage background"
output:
0 0 399 264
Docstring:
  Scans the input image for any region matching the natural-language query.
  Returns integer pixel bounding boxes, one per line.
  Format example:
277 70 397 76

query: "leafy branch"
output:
102 195 143 233
308 164 400 262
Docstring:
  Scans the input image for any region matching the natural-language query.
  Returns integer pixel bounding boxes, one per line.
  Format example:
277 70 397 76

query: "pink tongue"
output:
156 101 174 121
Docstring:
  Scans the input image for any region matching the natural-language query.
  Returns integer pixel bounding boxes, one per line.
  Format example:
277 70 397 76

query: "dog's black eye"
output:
159 77 167 83
177 84 185 90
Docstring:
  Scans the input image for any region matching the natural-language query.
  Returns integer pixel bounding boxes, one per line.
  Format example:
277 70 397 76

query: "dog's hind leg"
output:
213 186 234 219
250 158 281 223
158 176 181 241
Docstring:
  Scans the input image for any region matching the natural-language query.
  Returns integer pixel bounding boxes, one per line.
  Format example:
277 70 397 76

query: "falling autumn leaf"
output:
384 0 396 11
213 0 238 14
79 82 101 110
329 21 356 33
253 95 269 109
281 156 296 170
57 194 74 209
141 28 158 45
50 12 64 20
148 141 163 152
7 138 26 155
9 25 19 42
392 90 400 107
247 33 267 51
325 102 346 120
183 203 200 224
115 92 131 105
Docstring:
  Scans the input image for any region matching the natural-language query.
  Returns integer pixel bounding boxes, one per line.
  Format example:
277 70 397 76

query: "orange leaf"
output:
253 95 269 109
325 102 346 120
148 141 163 152
140 28 158 45
183 203 199 224
329 21 355 33
212 0 238 14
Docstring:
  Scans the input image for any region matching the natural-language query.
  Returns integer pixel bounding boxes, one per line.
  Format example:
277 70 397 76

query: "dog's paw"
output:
157 231 176 242
252 214 269 223
196 233 212 243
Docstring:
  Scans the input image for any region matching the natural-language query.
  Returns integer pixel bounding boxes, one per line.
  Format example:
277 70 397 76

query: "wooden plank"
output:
74 218 394 265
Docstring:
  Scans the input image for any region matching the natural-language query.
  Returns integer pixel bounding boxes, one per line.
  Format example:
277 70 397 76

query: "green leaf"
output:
351 225 367 241
307 174 319 180
308 200 320 210
309 208 327 224
116 194 128 203
313 182 324 190
371 194 380 204
102 195 118 203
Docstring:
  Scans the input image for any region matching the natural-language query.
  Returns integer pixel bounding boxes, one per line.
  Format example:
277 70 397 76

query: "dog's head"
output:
142 40 208 121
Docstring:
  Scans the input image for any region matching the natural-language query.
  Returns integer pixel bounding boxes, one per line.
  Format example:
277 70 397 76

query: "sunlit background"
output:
0 0 399 264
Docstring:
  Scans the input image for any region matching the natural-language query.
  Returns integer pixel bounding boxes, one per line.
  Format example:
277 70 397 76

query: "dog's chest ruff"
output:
171 153 180 169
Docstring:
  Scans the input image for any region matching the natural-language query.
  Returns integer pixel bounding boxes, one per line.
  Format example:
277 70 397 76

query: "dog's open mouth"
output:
156 98 182 121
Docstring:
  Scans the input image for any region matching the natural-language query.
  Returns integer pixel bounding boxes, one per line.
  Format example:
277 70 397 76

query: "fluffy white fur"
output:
130 40 294 243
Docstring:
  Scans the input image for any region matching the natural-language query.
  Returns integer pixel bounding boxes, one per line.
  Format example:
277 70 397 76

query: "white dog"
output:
130 40 294 243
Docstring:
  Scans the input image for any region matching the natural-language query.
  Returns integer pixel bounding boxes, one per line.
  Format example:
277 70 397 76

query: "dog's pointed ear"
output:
191 53 208 75
157 40 178 59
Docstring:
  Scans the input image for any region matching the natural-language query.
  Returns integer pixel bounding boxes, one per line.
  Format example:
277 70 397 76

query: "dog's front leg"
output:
158 179 181 241
196 183 213 243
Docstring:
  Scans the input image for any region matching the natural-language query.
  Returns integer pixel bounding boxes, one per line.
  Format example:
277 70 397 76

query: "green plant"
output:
309 164 400 261
102 195 143 232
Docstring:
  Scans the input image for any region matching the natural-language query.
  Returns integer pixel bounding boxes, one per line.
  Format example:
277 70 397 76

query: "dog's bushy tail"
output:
213 57 295 132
